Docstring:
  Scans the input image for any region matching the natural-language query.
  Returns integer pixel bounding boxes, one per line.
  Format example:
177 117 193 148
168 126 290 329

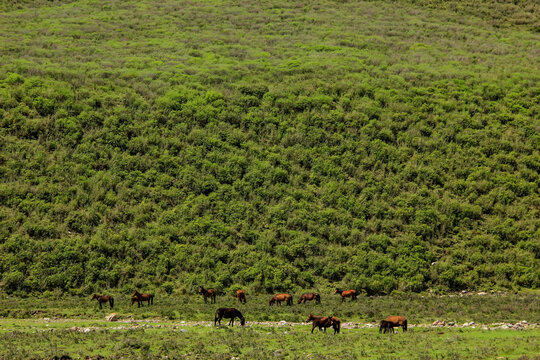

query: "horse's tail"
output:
316 294 321 304
110 297 114 308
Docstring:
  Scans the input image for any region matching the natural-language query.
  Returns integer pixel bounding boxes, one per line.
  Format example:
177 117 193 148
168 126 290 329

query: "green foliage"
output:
0 0 539 295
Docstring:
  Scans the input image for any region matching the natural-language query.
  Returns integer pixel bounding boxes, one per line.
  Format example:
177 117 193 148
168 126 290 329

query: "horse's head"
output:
90 294 98 300
240 317 246 326
268 298 274 306
198 287 205 294
334 288 341 295
132 291 140 298
305 314 314 322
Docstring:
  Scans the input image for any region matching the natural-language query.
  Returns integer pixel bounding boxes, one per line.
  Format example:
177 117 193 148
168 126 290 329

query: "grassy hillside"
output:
0 0 539 296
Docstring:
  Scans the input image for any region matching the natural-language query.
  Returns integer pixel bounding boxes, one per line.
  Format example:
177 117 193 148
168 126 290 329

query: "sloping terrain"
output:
0 0 539 295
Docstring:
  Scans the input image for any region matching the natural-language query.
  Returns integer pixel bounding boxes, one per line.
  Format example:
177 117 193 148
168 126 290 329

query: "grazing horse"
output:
306 314 340 334
334 288 357 302
386 316 407 332
298 293 321 304
199 286 216 304
131 291 154 308
236 290 247 304
379 320 396 334
269 293 293 306
214 308 245 326
91 294 114 309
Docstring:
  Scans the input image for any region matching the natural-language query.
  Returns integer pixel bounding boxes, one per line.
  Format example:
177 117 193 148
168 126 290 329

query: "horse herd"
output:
91 291 153 309
91 287 407 334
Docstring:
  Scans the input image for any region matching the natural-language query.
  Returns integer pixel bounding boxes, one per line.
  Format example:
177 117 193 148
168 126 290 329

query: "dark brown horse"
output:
298 293 321 304
199 286 216 304
385 316 407 332
269 293 293 306
334 288 357 302
131 291 154 308
91 294 114 309
306 314 340 334
214 308 245 326
379 320 396 334
236 289 247 304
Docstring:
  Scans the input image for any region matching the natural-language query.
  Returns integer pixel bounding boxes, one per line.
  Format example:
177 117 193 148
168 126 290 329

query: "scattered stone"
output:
106 313 118 322
180 329 187 333
432 320 445 327
477 292 487 296
84 328 92 333
447 322 455 326
69 326 79 332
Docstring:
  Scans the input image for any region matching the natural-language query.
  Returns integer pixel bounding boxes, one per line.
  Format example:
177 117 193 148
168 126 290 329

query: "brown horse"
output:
298 293 321 304
269 293 293 306
334 288 357 302
306 314 340 334
214 308 245 326
236 290 247 304
386 316 407 332
131 291 154 308
91 294 114 309
379 320 396 334
199 286 216 304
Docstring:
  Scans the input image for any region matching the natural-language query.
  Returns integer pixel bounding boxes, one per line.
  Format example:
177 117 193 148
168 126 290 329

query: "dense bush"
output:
0 0 538 295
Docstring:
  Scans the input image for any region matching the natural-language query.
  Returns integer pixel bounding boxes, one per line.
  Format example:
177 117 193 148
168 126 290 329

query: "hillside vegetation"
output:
0 0 539 296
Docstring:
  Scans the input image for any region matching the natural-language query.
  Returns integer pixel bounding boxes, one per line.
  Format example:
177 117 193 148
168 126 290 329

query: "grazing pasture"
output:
0 319 538 359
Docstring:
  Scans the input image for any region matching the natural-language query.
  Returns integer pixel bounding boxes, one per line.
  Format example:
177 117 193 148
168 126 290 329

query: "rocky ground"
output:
20 317 538 333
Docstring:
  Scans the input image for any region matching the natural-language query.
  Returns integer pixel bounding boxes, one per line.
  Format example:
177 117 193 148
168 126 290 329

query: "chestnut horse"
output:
386 316 407 332
91 294 114 309
334 288 357 302
236 290 247 304
131 291 154 308
306 314 340 334
269 293 293 306
298 293 321 304
214 308 245 326
199 286 216 304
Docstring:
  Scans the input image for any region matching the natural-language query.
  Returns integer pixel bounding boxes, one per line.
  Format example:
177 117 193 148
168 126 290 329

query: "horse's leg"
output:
99 301 102 310
311 324 316 333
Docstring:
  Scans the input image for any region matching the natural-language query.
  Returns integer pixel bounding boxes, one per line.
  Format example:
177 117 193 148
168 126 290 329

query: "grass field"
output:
0 293 539 358
0 319 539 359
1 293 539 324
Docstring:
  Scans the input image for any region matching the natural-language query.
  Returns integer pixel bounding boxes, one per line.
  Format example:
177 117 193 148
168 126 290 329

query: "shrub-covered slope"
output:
0 0 539 295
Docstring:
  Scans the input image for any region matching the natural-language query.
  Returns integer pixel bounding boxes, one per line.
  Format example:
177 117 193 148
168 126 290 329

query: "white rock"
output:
106 313 118 322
